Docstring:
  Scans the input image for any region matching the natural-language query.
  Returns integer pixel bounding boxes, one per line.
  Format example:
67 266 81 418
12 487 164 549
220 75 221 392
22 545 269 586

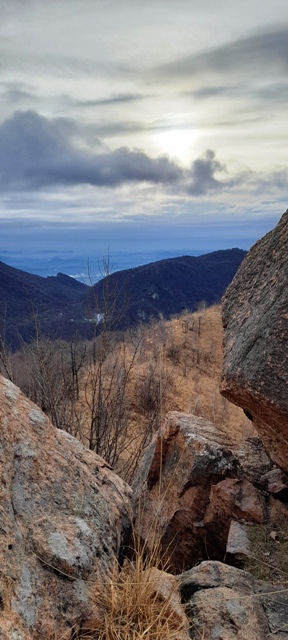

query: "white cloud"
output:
0 1 288 253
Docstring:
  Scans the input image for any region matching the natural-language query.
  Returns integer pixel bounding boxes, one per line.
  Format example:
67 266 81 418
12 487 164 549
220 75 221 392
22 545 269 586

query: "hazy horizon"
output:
0 245 248 283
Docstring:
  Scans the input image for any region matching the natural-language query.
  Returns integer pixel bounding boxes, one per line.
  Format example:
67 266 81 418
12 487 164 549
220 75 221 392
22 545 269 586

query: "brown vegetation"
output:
127 305 253 443
71 559 190 639
0 305 253 483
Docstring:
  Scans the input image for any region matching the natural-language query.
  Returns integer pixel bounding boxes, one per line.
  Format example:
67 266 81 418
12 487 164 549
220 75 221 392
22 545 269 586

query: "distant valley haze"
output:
0 0 287 260
0 248 212 282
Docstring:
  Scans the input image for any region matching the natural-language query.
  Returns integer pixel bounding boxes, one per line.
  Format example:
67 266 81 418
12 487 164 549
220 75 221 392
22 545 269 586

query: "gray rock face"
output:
258 583 288 640
226 520 251 559
178 561 288 639
221 209 288 471
0 375 132 639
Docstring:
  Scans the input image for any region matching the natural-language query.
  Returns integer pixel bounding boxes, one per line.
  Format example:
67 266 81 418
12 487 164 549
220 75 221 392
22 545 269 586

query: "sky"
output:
1 0 288 258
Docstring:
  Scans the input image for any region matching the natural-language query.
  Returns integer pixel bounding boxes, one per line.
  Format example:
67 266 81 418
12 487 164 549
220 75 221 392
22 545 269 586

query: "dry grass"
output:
68 305 285 639
52 434 192 640
155 306 254 442
123 306 255 457
54 493 191 640
243 513 288 583
73 559 189 639
76 305 254 481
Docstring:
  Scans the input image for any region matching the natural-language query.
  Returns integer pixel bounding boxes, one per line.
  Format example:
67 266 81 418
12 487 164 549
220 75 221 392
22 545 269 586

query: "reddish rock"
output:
204 477 266 554
0 375 132 639
180 563 288 639
235 436 272 483
269 495 288 522
260 468 288 496
221 209 288 471
179 561 288 639
204 477 266 545
133 412 268 573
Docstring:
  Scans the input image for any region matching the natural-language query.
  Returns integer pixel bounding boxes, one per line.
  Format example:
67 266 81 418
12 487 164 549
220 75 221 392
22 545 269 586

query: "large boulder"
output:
178 561 288 639
133 412 271 574
0 375 132 639
221 209 288 471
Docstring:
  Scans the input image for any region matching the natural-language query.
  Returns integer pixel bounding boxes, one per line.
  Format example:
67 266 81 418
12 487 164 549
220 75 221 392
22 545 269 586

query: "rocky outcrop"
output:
178 561 288 639
0 375 132 639
133 412 272 574
221 209 288 471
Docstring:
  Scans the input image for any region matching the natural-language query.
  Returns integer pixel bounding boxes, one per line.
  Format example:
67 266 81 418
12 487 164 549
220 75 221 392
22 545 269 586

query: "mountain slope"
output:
89 249 246 329
0 249 246 349
0 261 88 348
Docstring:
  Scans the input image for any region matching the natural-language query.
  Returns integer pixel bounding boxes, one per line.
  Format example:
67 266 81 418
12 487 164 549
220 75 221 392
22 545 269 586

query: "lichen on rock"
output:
0 374 132 639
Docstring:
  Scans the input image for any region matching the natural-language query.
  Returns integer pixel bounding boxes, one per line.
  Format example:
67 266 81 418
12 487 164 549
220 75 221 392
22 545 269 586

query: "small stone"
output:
226 520 250 558
269 530 278 541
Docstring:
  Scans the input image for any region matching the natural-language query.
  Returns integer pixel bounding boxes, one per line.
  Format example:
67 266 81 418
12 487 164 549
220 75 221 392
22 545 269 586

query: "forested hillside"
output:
0 249 246 349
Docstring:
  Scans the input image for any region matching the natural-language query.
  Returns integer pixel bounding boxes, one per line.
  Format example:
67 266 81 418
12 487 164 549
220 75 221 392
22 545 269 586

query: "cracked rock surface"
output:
178 561 288 639
221 209 288 471
0 375 132 639
133 411 271 573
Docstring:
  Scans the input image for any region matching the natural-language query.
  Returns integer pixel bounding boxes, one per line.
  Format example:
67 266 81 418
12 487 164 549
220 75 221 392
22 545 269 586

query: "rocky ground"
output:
0 209 287 639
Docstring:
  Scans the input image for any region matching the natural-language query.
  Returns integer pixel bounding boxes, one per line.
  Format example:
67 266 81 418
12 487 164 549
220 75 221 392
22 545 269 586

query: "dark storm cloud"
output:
187 150 226 195
0 110 182 190
0 110 287 198
154 26 288 80
0 110 229 195
187 153 288 196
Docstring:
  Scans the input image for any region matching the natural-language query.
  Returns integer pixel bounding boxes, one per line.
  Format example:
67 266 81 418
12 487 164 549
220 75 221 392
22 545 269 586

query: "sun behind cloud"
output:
154 128 197 164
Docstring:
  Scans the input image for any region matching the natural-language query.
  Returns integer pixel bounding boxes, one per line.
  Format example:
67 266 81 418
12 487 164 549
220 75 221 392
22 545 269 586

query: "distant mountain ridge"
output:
0 261 88 348
0 249 246 349
89 249 247 329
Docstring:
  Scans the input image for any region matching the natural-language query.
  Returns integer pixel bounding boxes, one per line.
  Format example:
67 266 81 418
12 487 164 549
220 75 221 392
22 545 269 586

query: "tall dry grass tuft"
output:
73 558 189 639
65 520 190 640
55 407 191 640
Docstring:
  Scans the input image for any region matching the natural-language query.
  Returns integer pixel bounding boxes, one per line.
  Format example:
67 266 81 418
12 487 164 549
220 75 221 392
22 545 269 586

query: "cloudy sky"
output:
1 0 288 257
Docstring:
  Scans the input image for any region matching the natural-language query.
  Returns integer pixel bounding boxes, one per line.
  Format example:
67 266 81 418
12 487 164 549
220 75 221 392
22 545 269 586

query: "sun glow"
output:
154 128 197 164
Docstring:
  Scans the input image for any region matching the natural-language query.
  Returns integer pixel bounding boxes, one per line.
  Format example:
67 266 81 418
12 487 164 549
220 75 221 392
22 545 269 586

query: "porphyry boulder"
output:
133 412 270 573
204 477 266 535
0 375 132 639
221 209 288 471
179 561 288 639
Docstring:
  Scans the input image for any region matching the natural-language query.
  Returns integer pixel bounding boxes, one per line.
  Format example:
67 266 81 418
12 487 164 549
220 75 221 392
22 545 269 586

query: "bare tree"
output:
1 258 179 483
0 306 14 381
